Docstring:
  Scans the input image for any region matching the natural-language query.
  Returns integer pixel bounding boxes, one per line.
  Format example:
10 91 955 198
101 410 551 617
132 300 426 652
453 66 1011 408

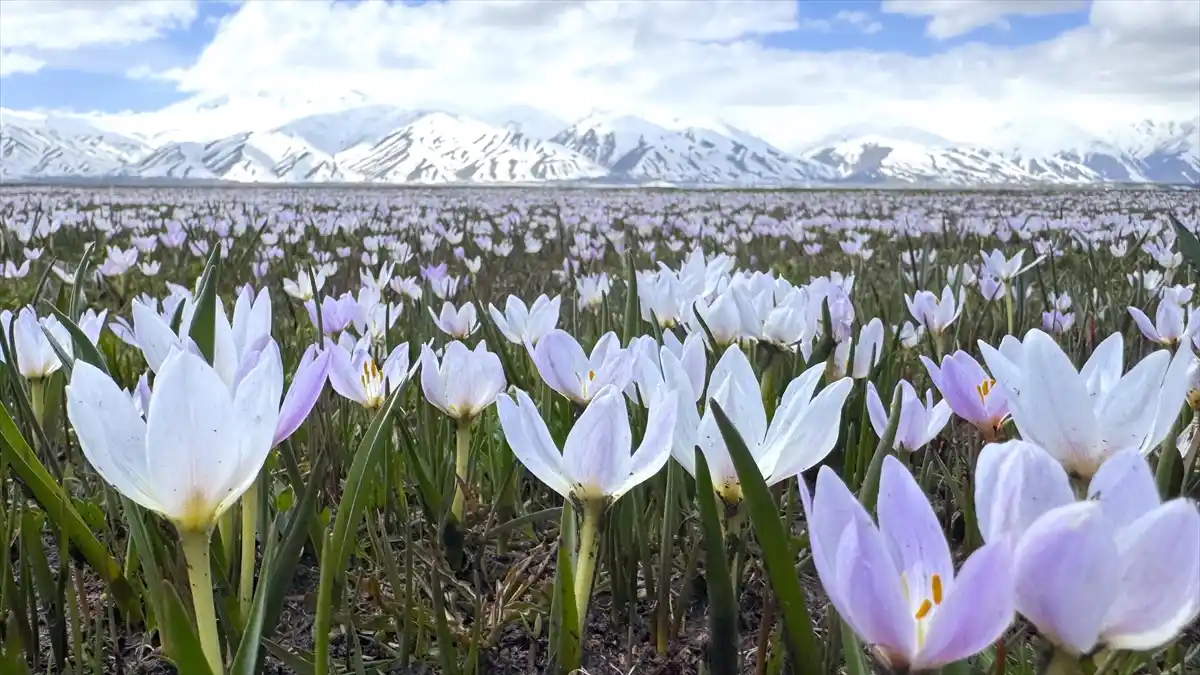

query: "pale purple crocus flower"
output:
921 351 1009 440
800 456 1015 672
905 287 965 336
419 341 506 421
429 301 479 339
1042 309 1075 335
1128 297 1191 347
328 337 411 410
975 442 1200 655
531 330 633 406
488 294 561 346
306 292 362 335
866 380 952 452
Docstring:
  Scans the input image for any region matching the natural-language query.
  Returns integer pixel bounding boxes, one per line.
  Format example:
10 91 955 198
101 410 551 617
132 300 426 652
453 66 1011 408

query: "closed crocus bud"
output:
531 330 633 406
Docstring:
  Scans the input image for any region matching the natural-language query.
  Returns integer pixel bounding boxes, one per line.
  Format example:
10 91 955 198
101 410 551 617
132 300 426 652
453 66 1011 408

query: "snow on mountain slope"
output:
802 135 1035 186
126 131 358 182
2 96 1197 185
343 111 605 183
1 109 149 180
554 111 832 185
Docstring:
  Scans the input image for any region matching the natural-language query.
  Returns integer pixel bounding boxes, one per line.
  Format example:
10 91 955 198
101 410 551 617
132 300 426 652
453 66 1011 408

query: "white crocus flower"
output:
488 294 561 346
1128 298 1192 347
419 341 505 421
531 330 634 406
667 344 853 503
66 347 281 533
980 329 1192 479
497 384 677 505
10 307 73 380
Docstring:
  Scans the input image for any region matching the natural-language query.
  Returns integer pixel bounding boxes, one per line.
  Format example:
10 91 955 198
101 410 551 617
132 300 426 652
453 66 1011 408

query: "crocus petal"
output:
975 440 1073 543
834 510 917 664
1013 502 1120 655
327 342 368 406
1103 500 1200 651
612 387 677 500
65 361 158 511
144 350 243 527
219 345 283 515
497 391 572 500
562 386 632 496
877 456 954 593
917 542 1015 668
132 300 180 373
1086 450 1160 530
1128 307 1162 343
273 345 330 446
764 377 852 483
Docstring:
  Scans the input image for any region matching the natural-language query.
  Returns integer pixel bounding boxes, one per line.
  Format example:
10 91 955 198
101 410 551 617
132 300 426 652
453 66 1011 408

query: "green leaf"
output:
161 583 217 675
693 449 739 675
43 304 110 376
858 384 903 512
709 400 823 673
0 403 141 620
1169 213 1200 275
311 390 401 675
231 452 326 675
620 249 640 343
189 244 222 364
68 242 96 321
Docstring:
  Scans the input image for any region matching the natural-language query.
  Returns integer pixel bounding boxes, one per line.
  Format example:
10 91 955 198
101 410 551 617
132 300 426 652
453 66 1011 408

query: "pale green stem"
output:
180 528 224 675
218 509 236 572
1042 649 1083 675
1005 288 1015 335
29 378 45 427
238 477 260 619
451 421 473 522
573 500 604 633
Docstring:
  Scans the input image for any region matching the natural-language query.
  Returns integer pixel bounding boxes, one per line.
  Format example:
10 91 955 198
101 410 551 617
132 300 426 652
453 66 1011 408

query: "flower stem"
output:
1041 648 1083 675
29 378 45 427
1005 290 1015 336
180 528 224 675
450 421 472 522
238 477 260 620
573 500 604 633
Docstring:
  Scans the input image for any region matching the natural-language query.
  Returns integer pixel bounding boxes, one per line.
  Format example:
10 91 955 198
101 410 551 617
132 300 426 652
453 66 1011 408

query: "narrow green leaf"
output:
44 304 110 375
68 242 96 321
858 384 903 511
189 244 222 364
232 452 326 675
1169 213 1200 275
710 401 823 673
0 404 141 620
161 584 216 675
694 449 739 675
312 390 400 675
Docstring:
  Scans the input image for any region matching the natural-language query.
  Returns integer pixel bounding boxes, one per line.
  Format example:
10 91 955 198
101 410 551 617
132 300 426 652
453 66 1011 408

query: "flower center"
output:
901 572 944 649
976 378 995 405
360 358 386 409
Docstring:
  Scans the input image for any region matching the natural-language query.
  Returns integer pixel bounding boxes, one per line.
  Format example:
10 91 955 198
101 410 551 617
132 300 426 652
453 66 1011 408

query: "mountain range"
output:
2 92 1197 187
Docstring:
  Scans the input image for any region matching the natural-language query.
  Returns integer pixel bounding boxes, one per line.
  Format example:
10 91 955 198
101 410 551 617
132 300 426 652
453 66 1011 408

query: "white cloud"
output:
0 0 197 74
798 10 884 35
0 51 46 77
880 0 1086 40
7 0 1200 151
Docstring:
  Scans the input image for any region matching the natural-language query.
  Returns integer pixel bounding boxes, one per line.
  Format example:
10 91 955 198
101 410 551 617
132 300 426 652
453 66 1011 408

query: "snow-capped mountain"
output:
2 96 1197 186
551 111 834 185
800 120 1200 186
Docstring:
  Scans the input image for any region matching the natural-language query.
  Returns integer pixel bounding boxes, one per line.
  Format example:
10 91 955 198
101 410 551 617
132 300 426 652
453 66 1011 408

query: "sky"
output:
1 0 1198 149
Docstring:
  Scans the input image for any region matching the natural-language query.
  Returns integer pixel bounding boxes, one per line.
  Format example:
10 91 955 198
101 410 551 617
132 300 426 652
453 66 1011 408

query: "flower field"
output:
0 185 1198 675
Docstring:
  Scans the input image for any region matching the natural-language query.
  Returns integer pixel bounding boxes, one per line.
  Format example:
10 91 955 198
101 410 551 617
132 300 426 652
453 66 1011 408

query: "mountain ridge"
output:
2 99 1197 186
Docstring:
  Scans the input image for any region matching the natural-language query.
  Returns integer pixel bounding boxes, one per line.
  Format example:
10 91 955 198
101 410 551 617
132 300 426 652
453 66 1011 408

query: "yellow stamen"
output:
588 369 596 380
976 378 995 404
931 573 943 605
914 599 933 620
